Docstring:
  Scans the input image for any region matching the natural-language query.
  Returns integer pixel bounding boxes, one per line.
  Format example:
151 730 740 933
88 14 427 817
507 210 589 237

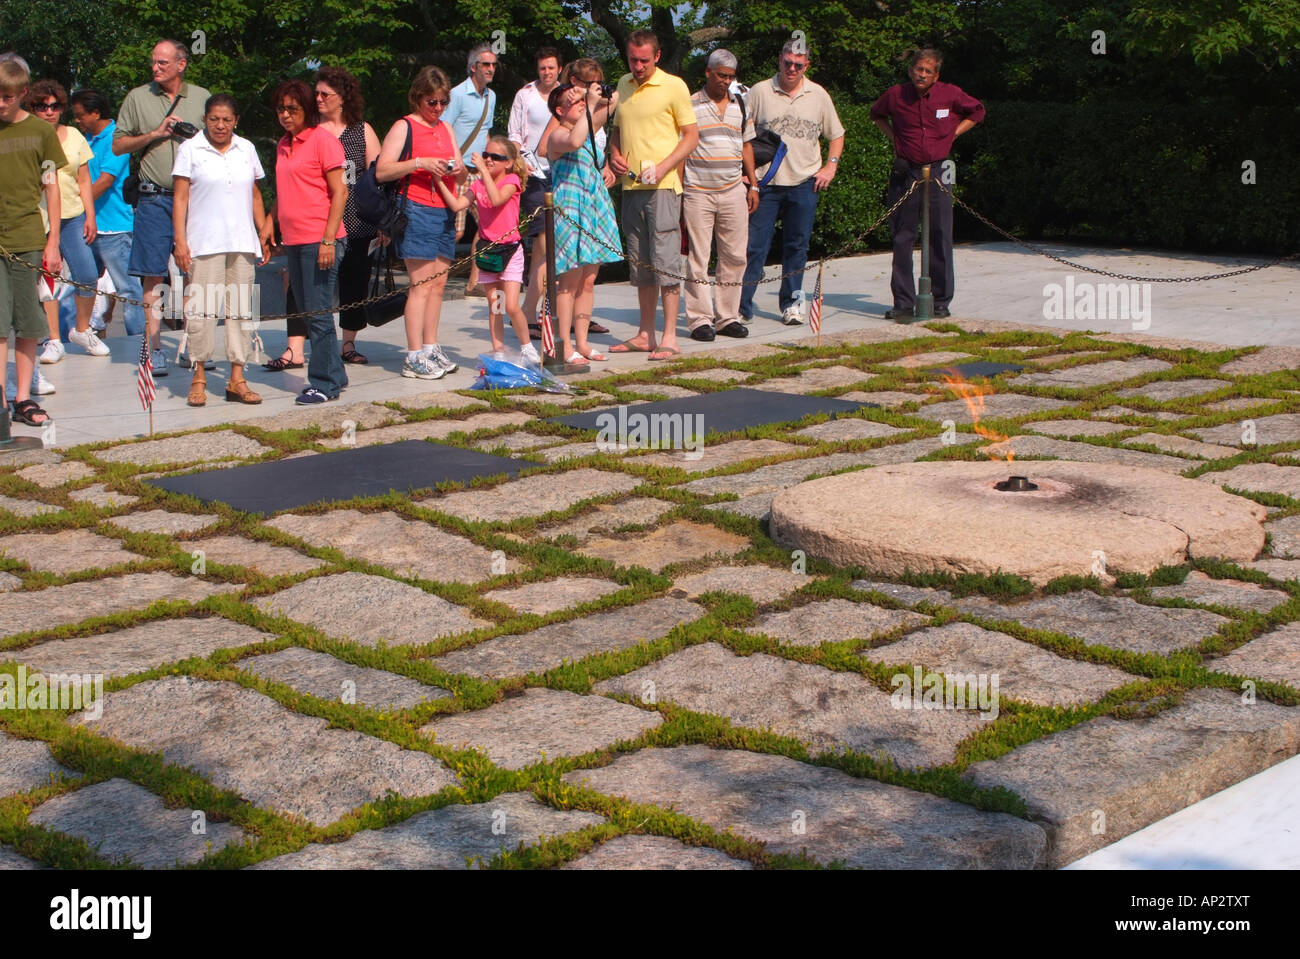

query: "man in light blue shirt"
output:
71 89 145 336
444 42 498 290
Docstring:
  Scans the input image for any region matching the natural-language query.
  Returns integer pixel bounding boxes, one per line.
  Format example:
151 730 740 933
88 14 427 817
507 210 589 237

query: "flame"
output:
940 368 1014 461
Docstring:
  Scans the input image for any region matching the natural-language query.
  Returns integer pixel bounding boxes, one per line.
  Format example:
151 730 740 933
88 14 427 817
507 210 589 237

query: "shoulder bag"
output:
354 119 413 240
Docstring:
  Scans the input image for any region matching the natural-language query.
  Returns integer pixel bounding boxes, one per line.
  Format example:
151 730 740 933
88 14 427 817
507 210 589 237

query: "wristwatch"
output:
829 157 840 164
321 240 335 247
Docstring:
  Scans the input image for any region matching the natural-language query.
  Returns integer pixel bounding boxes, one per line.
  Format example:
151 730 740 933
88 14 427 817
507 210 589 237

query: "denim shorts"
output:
128 193 176 278
397 200 455 262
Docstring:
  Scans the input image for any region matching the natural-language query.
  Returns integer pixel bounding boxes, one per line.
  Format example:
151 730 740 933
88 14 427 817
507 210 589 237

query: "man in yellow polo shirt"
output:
608 30 698 361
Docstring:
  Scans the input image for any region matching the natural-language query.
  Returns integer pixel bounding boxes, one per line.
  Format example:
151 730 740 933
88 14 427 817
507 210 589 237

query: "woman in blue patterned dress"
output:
545 70 621 367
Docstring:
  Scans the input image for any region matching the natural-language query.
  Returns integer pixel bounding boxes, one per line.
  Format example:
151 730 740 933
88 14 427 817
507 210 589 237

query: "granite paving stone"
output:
242 647 450 709
0 529 147 575
980 435 1192 472
837 390 929 408
28 778 246 868
0 573 242 639
504 389 608 408
793 419 910 442
577 520 750 572
66 484 140 508
0 846 42 869
396 391 491 412
482 577 623 615
1 732 80 795
1204 397 1277 413
1141 571 1288 614
423 687 662 768
433 597 702 679
422 469 640 522
15 461 95 488
1220 346 1300 376
109 509 221 535
74 676 458 827
635 439 797 472
536 497 674 542
745 598 928 646
860 622 1134 707
668 368 750 384
256 572 488 647
251 791 602 869
1265 514 1300 558
1012 357 1172 389
620 384 699 399
1114 378 1228 402
1025 351 1108 365
267 509 521 582
473 431 562 454
955 591 1229 655
850 580 955 606
564 834 753 870
911 393 1070 423
752 365 870 393
0 494 60 517
533 440 606 461
595 643 978 768
1123 433 1238 459
563 744 1046 868
13 616 274 678
243 400 409 433
704 491 779 523
1245 558 1300 581
1207 623 1300 688
0 572 21 592
671 565 813 602
880 351 975 369
1024 419 1131 438
1202 463 1300 499
188 534 326 576
1191 413 1300 447
1093 406 1184 422
963 689 1300 867
319 411 533 448
95 431 271 466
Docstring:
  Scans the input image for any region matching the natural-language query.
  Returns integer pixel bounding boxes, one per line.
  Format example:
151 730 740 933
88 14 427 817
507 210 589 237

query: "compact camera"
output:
171 120 200 141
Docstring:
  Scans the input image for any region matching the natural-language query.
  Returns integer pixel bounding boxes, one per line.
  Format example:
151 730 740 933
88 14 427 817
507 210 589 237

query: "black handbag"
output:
362 250 407 327
474 239 521 273
354 120 413 240
122 95 182 206
736 94 787 184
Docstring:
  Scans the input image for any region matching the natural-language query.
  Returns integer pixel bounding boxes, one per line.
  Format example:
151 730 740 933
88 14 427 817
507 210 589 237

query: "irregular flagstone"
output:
423 687 662 769
66 484 141 508
963 689 1300 867
1123 433 1238 459
577 521 749 573
256 572 488 647
955 591 1229 655
1093 406 1184 422
564 834 753 870
28 778 246 868
74 676 457 827
746 599 928 646
0 494 60 517
267 509 521 582
397 391 491 412
13 616 273 678
851 580 955 606
1 732 80 795
251 791 603 869
504 389 608 408
1191 413 1300 447
1142 571 1288 614
1245 558 1300 581
536 497 674 542
483 577 623 615
0 572 21 592
793 419 910 442
0 529 145 575
242 647 450 709
752 365 870 393
2 448 62 468
837 390 929 408
1202 463 1300 499
0 846 43 869
433 597 703 679
799 325 957 348
620 383 699 399
704 491 778 523
860 622 1134 707
1114 378 1228 402
1024 419 1131 438
635 439 796 472
912 393 1071 423
1265 514 1300 558
671 565 813 602
1220 346 1300 376
96 431 271 466
109 509 221 535
189 534 326 576
1204 397 1278 413
880 350 975 369
668 367 750 384
981 435 1192 472
244 400 408 433
1207 623 1300 688
422 469 640 523
563 744 1046 868
15 461 95 488
1025 350 1108 365
595 643 978 767
689 342 784 363
474 431 562 454
1012 357 1172 389
319 411 533 449
533 440 606 462
0 573 242 639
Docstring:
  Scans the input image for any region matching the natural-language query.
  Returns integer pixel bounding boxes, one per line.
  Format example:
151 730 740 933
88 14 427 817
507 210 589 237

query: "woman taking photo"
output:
262 79 348 405
375 66 465 381
171 93 272 406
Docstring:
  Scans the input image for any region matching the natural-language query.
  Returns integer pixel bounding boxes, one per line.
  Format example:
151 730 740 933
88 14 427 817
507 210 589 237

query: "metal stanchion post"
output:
914 164 934 323
0 405 45 456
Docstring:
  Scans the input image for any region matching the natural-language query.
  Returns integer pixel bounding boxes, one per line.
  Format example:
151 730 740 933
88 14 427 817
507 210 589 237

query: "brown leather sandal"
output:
225 364 262 404
187 367 207 407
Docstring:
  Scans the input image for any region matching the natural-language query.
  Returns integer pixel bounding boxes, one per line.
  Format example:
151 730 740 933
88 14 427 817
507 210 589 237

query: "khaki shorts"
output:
621 189 682 287
0 251 49 340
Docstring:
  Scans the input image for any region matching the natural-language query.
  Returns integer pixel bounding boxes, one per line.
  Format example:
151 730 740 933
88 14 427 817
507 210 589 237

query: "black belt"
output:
138 180 174 196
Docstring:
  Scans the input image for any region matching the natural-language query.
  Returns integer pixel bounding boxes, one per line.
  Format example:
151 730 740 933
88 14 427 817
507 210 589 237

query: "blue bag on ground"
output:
470 351 572 393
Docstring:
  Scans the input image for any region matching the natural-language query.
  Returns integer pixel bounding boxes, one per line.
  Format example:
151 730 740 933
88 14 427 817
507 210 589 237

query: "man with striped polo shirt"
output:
682 50 758 341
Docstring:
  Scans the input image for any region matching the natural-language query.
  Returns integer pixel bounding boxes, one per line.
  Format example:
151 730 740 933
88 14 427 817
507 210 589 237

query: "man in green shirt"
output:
0 53 65 428
112 39 210 375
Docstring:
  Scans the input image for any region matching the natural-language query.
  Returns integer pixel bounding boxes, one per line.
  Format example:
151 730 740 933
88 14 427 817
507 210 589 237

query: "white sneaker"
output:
38 338 65 364
150 348 168 377
424 344 458 374
69 328 111 357
519 343 541 367
781 305 804 326
89 314 107 333
401 353 444 380
31 368 56 395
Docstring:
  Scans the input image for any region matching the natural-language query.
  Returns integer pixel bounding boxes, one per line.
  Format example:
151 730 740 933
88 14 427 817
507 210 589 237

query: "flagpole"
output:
817 260 823 348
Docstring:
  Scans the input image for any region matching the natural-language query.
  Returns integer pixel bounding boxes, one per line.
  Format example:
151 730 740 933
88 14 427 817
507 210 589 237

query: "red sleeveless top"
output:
403 118 458 208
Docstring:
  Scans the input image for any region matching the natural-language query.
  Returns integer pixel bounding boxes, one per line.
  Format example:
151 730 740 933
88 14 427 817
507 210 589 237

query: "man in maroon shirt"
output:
870 49 984 319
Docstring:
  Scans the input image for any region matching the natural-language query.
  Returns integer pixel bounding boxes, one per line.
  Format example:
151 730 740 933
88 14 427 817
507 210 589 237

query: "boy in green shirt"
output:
0 54 65 427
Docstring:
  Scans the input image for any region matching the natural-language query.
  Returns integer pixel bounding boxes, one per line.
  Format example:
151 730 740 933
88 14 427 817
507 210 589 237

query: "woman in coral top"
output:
376 66 466 381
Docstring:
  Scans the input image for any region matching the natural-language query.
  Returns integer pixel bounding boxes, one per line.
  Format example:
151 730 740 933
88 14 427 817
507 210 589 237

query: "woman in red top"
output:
376 66 466 380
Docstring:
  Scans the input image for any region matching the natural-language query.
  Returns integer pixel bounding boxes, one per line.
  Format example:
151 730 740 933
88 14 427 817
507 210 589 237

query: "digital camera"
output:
171 120 200 141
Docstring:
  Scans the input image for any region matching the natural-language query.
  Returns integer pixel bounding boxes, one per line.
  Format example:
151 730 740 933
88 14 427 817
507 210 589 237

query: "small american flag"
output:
540 295 555 357
808 261 824 335
136 334 155 410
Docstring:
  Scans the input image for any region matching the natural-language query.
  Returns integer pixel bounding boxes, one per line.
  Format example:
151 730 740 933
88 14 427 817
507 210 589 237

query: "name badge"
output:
935 108 950 119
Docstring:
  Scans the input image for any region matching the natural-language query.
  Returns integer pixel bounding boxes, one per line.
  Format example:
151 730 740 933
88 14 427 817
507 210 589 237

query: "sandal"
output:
588 320 610 334
11 399 51 427
565 352 591 369
341 345 368 365
262 354 304 371
648 345 681 361
580 350 607 361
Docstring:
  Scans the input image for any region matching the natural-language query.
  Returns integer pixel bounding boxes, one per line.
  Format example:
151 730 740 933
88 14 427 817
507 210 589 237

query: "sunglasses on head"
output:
481 151 509 162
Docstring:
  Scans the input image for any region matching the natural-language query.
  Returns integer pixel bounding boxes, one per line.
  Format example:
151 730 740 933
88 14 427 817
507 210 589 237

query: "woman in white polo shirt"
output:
172 93 273 406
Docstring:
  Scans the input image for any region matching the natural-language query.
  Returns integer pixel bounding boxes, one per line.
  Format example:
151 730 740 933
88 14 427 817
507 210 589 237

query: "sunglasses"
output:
276 105 304 115
481 151 509 162
314 90 336 99
780 59 809 71
34 101 63 112
424 97 450 108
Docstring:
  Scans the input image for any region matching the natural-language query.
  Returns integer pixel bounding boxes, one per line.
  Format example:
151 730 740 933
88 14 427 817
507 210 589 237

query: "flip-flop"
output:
581 351 608 362
608 340 654 354
647 345 681 361
565 352 591 370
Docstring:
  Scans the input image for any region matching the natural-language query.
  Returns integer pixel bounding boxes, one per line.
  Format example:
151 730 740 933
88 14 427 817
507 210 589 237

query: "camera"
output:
598 82 614 99
171 120 200 141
